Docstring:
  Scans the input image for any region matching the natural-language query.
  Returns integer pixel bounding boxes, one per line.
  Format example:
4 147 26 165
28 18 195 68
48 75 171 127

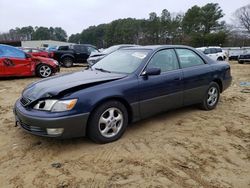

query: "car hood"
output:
22 70 126 101
88 54 105 61
89 51 106 58
32 56 53 62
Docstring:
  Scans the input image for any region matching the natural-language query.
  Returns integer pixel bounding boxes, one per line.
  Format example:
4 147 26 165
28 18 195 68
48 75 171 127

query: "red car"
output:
0 44 59 78
22 47 52 58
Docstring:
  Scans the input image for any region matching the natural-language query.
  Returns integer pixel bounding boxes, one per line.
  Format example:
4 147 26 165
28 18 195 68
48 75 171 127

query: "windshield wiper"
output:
94 68 111 73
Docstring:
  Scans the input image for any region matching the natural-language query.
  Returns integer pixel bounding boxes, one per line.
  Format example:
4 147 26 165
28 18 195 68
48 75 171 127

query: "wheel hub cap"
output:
207 87 218 106
98 107 123 138
40 65 51 77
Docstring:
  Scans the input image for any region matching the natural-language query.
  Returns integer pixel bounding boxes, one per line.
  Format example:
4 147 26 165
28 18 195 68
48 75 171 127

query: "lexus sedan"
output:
14 45 232 143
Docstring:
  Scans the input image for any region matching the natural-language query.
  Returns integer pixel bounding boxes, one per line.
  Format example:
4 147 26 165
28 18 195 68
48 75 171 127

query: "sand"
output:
0 62 249 188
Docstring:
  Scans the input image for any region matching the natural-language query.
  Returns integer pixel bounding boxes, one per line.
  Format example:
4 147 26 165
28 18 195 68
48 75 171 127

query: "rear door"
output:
138 49 183 118
175 48 212 105
74 45 88 63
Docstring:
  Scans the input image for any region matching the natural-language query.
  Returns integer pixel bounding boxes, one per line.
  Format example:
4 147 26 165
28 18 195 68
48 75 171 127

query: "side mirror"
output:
25 53 32 58
142 67 161 77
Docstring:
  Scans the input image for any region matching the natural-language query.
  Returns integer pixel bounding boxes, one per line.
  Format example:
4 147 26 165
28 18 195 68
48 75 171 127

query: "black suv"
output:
52 44 99 67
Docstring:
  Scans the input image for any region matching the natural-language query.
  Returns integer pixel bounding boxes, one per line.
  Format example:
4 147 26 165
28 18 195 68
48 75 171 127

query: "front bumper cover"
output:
14 99 89 139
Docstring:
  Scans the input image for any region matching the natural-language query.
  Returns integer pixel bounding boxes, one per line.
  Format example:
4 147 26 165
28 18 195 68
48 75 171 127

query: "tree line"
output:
0 26 67 42
70 3 250 47
0 3 249 48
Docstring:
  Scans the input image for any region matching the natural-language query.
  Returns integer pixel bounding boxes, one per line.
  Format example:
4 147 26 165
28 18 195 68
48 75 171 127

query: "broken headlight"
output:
33 99 77 112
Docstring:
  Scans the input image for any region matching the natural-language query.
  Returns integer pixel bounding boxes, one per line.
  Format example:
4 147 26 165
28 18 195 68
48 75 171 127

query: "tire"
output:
62 57 73 68
200 82 220 110
217 57 223 61
238 61 244 64
87 100 128 144
36 64 52 78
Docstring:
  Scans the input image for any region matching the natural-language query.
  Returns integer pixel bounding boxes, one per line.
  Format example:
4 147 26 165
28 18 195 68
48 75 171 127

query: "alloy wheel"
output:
98 107 124 138
207 87 218 106
39 65 52 78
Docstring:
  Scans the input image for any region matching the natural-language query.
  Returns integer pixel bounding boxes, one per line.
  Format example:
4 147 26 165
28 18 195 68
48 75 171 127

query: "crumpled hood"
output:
32 56 52 62
89 52 106 58
22 70 126 101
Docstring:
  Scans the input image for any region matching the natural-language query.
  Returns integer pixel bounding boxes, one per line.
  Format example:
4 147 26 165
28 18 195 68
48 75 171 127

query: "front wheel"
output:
200 82 220 110
36 64 52 78
87 101 128 144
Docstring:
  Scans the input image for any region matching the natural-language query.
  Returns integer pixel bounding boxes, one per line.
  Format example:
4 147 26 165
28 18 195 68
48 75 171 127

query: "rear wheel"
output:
36 64 52 78
62 57 73 68
87 100 128 144
200 82 220 110
238 61 244 64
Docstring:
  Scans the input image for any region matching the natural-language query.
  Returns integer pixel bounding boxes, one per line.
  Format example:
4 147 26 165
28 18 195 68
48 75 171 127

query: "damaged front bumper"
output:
13 99 89 138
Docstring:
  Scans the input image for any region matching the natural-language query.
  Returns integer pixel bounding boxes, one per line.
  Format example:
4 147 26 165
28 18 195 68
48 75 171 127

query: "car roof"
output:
122 45 195 51
197 46 221 49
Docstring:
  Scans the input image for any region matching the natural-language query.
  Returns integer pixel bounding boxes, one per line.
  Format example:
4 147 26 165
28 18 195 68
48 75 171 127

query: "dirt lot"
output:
0 62 249 188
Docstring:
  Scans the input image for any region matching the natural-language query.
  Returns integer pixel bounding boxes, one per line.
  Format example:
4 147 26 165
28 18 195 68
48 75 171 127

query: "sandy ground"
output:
0 62 249 188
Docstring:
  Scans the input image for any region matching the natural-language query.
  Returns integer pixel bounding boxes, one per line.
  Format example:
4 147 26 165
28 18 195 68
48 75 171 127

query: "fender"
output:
61 54 75 60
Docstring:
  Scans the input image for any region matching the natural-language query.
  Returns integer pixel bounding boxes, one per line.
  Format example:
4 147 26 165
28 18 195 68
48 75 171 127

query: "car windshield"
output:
102 45 121 54
92 49 150 74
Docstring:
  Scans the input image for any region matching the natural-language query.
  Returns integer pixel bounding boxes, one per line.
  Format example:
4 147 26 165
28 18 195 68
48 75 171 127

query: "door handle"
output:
3 58 15 66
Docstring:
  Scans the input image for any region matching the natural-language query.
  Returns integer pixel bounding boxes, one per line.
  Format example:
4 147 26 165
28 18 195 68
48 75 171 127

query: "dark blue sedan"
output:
14 45 232 143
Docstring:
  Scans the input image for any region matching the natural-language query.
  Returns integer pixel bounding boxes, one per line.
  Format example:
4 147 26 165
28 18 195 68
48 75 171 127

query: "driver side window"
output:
1 46 25 59
147 49 179 73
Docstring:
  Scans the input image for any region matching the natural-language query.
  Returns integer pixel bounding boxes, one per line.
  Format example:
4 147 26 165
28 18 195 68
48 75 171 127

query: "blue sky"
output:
0 0 249 36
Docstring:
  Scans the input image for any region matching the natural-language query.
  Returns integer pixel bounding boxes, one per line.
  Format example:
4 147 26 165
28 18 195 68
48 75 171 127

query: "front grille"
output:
20 97 32 106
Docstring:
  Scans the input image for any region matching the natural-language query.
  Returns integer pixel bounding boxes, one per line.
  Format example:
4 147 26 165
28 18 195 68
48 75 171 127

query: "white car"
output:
196 47 226 61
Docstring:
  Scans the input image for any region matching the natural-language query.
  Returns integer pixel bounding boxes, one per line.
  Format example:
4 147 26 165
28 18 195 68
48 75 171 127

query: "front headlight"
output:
51 99 77 112
33 99 77 112
53 60 59 65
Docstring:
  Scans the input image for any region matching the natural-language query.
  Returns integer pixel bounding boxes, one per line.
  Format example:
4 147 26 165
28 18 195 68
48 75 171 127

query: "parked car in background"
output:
46 46 58 52
238 53 250 64
87 44 138 66
0 44 59 78
196 46 226 61
14 45 231 143
21 47 52 58
52 44 99 67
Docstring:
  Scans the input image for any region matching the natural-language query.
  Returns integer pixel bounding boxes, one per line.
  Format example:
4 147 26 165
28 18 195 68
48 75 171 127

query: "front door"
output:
138 49 183 119
0 46 32 77
74 45 88 63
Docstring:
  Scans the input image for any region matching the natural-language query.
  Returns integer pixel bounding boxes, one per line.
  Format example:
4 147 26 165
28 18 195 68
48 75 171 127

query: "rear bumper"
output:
14 100 89 139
